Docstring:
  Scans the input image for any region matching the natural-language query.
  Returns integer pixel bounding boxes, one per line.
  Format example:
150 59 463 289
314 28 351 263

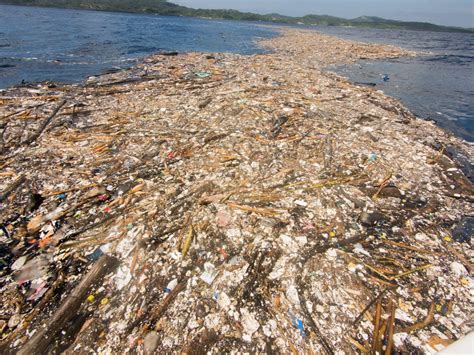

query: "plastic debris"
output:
290 312 306 337
0 26 471 354
86 247 104 261
164 279 178 293
195 71 211 78
450 262 468 277
87 294 95 302
200 263 218 285
241 308 260 341
368 152 378 162
11 256 28 271
286 285 300 306
144 331 160 353
215 291 231 309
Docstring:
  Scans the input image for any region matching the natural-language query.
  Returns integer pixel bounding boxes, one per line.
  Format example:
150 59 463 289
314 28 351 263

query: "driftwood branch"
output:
24 99 66 145
150 279 186 322
18 254 119 354
401 302 436 333
0 174 26 202
299 290 334 355
352 287 391 326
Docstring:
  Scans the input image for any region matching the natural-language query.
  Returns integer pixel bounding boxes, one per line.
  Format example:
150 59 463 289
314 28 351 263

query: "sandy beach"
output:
1 28 473 353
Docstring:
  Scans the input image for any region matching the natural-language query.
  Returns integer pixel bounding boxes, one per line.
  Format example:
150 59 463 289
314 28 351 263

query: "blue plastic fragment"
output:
295 318 306 337
382 74 390 82
87 247 104 261
289 312 306 337
57 193 66 201
368 153 377 162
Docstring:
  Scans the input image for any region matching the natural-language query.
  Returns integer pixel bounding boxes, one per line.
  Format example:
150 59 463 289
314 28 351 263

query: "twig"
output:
401 303 436 333
42 183 97 197
24 99 66 145
372 173 392 200
60 213 116 243
382 239 435 255
227 202 283 216
0 174 26 202
346 336 369 353
0 103 46 121
389 264 431 280
384 300 396 355
353 287 391 326
299 289 334 355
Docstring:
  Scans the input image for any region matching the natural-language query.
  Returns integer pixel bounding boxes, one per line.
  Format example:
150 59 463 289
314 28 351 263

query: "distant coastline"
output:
0 0 473 33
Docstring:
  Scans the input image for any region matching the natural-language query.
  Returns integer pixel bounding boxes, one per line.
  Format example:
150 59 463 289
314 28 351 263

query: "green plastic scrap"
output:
195 71 211 78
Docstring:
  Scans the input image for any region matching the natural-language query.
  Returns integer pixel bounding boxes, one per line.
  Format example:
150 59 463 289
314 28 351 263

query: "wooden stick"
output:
389 264 431 280
346 336 369 353
384 300 396 355
0 103 46 121
18 254 119 354
372 173 392 200
353 288 391 326
227 202 282 216
378 319 388 354
24 99 66 145
0 174 26 202
371 298 382 353
382 239 436 255
42 183 97 198
446 245 473 273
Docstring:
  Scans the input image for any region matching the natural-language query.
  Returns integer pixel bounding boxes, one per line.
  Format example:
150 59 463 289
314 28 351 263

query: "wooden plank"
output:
18 254 119 354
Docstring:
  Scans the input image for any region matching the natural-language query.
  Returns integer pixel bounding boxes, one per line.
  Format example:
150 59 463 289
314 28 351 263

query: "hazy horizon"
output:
173 0 474 28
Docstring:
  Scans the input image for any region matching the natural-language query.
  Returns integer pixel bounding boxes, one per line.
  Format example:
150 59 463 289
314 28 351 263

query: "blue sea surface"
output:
0 4 277 88
315 26 474 142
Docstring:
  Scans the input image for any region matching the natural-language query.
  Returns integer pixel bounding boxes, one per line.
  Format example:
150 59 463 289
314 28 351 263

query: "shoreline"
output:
0 28 473 353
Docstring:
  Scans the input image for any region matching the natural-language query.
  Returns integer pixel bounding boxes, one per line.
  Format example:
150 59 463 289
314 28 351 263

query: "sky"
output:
172 0 474 28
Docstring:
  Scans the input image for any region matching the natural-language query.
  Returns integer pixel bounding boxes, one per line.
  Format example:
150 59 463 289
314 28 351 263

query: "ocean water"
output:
316 26 474 142
0 5 472 142
0 4 277 88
